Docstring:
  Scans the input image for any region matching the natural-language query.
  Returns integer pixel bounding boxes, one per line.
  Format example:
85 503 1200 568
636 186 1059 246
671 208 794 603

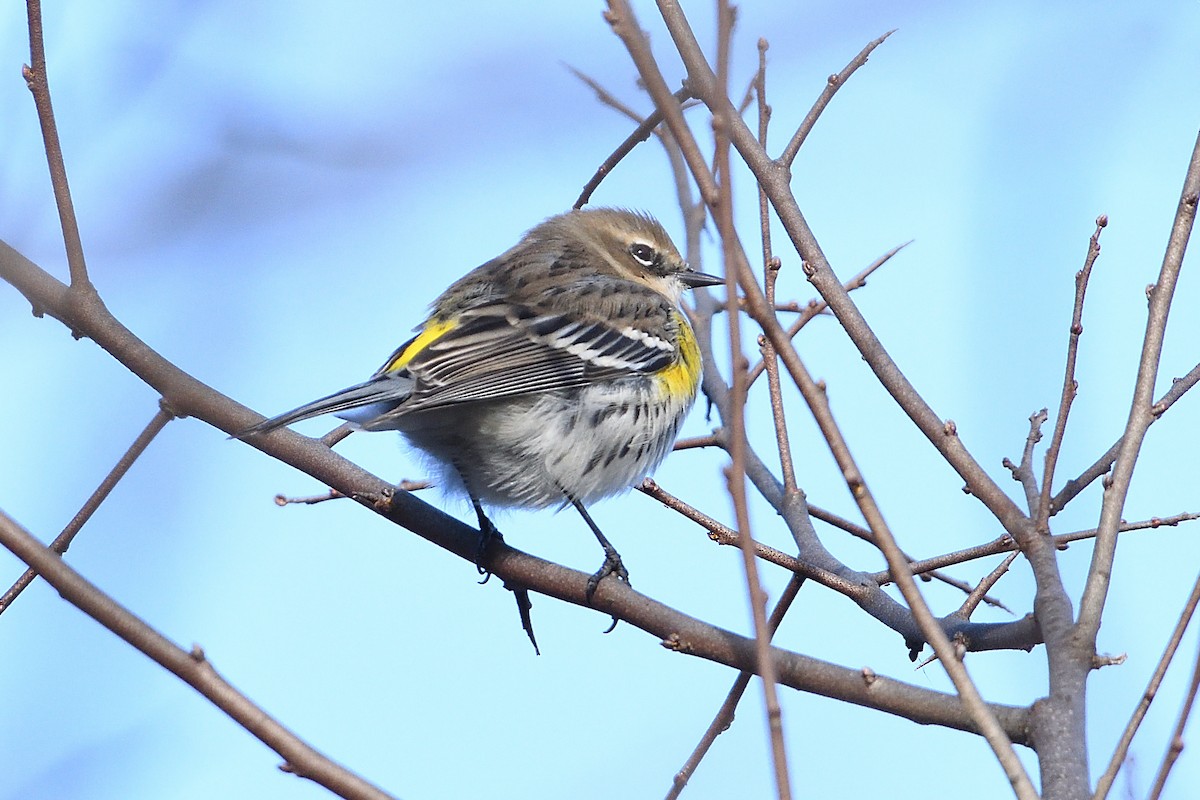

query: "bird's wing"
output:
374 296 678 414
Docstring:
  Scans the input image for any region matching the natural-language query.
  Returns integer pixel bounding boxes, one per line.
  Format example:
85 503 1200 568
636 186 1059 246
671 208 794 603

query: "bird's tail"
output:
234 374 413 438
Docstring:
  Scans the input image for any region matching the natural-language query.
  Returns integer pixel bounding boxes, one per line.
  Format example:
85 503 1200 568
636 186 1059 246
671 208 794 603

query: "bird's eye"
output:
629 242 660 268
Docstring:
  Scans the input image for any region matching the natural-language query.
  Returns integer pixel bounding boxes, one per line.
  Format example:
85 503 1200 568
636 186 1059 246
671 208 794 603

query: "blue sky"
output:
2 2 1199 798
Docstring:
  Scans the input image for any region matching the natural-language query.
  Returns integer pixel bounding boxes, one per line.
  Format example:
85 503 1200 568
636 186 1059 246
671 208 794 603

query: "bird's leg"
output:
470 494 503 582
570 498 631 604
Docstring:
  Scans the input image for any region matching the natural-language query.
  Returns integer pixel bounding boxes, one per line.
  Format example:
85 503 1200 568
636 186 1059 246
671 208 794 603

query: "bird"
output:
238 208 720 602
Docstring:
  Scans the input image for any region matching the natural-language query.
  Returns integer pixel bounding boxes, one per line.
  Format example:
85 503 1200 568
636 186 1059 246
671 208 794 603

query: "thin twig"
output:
745 241 908 388
666 574 804 799
1094 570 1200 799
806 503 1011 611
754 39 798 497
1146 634 1200 800
953 552 1020 620
568 65 654 124
673 434 723 451
1003 409 1047 515
0 405 174 616
573 84 695 210
274 481 431 507
320 422 355 448
603 2 720 206
760 260 800 491
778 30 895 168
711 4 792 794
1051 361 1200 514
1035 216 1106 530
24 0 90 290
649 464 854 581
1077 131 1200 644
869 512 1199 585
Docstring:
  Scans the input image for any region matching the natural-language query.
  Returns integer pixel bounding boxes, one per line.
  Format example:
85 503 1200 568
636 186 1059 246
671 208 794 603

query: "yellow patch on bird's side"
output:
654 314 702 399
384 317 458 372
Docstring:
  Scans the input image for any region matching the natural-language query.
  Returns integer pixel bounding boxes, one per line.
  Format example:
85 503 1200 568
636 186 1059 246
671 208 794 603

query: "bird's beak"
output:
678 268 724 288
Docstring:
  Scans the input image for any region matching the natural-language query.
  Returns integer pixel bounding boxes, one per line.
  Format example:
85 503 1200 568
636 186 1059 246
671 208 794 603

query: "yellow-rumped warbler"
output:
240 208 719 596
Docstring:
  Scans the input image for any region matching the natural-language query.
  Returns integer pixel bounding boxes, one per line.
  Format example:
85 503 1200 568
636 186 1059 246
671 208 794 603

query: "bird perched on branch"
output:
239 208 719 608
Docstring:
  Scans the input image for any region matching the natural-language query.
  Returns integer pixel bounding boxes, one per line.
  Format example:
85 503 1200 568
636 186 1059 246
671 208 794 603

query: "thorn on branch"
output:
915 632 970 671
275 489 345 506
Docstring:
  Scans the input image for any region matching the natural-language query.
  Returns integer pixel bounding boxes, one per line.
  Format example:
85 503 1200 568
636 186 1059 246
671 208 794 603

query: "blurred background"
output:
2 1 1199 798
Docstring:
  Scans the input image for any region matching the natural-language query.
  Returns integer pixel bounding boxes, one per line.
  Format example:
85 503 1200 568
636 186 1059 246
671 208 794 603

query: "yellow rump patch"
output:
384 317 458 373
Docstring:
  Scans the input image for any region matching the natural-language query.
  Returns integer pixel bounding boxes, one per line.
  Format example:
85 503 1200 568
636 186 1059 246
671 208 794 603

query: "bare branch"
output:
1051 360 1200 514
870 513 1199 585
1146 634 1200 800
672 433 723 451
745 241 908 388
953 552 1020 620
603 2 720 206
778 30 895 168
1094 570 1200 799
667 574 804 799
754 36 799 496
1003 409 1047 515
23 0 90 290
0 510 396 800
1077 131 1200 643
711 5 792 793
1035 216 1106 530
572 82 695 210
639 479 866 595
806 503 1011 611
